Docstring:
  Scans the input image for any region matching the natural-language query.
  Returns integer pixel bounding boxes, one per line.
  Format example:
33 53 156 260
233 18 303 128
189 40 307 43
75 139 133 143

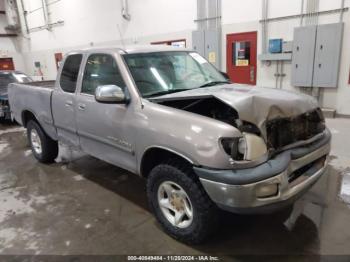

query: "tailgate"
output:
8 83 57 140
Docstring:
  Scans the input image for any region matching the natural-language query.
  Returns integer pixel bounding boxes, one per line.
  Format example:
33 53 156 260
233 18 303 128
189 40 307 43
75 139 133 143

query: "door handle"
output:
65 100 73 107
78 103 86 111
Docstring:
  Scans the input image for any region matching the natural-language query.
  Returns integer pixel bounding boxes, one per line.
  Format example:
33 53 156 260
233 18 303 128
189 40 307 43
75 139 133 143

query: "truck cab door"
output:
75 53 137 173
52 54 83 147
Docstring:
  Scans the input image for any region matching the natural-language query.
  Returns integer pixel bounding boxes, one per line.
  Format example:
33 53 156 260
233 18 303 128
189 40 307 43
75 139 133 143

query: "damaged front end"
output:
149 86 331 213
266 108 326 152
152 96 268 163
152 94 326 167
153 96 260 135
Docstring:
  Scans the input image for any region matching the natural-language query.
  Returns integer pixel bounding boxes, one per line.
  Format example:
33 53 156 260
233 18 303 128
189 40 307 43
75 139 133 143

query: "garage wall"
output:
2 0 350 115
222 0 350 115
14 0 196 79
21 0 196 51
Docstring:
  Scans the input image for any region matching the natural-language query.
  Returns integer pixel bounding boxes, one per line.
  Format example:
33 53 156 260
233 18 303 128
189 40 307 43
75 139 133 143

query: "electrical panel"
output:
282 41 293 53
291 23 344 88
269 39 283 53
204 30 220 68
192 31 205 57
291 26 317 87
192 29 221 68
313 23 344 88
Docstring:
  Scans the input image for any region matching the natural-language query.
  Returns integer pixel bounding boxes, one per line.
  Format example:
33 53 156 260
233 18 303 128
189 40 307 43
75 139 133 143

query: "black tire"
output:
147 159 219 244
27 120 58 163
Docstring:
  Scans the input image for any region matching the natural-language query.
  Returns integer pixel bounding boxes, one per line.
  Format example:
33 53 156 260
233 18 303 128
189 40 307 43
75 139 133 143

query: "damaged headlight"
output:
221 133 267 161
221 137 245 161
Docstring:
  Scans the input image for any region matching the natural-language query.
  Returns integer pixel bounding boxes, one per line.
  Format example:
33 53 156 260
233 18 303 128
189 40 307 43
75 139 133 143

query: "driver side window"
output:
82 54 126 95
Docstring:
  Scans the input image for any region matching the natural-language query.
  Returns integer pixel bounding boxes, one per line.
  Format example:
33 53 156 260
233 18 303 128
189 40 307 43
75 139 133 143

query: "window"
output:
82 54 126 95
233 41 251 66
123 51 227 98
60 54 83 93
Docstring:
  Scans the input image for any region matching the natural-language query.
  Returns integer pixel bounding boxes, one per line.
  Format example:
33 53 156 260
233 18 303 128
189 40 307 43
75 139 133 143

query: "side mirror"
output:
95 85 128 104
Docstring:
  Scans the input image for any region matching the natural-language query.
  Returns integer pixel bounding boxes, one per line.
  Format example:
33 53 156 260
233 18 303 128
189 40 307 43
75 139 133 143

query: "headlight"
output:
244 133 267 160
221 138 244 160
221 133 267 161
238 137 247 155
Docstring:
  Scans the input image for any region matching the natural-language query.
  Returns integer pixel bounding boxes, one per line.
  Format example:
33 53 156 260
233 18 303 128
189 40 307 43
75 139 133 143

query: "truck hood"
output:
152 84 319 130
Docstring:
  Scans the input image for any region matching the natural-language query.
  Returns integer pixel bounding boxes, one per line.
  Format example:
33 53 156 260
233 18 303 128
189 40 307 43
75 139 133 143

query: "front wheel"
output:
27 120 58 163
147 159 219 244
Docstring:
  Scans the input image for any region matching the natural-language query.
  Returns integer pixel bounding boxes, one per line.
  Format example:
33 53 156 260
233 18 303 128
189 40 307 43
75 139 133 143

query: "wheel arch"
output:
21 110 38 127
140 146 195 178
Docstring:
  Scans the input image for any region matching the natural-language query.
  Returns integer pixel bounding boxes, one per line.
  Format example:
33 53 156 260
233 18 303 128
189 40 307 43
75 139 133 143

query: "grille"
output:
266 108 325 150
288 156 327 184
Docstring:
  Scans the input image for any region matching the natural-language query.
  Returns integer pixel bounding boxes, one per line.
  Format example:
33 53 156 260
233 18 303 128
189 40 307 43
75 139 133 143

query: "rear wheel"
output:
27 120 58 163
147 159 219 244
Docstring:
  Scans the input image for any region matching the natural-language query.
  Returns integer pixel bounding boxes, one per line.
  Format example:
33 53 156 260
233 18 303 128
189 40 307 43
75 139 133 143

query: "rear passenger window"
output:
82 54 126 95
60 54 83 93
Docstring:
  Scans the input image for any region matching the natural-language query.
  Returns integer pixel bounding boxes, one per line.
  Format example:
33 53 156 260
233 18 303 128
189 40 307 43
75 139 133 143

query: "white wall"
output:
13 0 197 79
20 0 196 52
222 0 262 24
2 0 350 115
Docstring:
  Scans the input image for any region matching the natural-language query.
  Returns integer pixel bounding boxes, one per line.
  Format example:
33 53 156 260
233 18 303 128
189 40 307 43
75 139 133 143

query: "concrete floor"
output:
0 119 350 256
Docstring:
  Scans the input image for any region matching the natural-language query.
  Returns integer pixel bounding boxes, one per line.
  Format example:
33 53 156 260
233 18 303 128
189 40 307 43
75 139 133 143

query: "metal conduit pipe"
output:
41 0 51 30
306 0 309 25
340 0 345 22
312 0 315 24
121 0 131 21
300 0 305 26
280 61 284 89
261 0 269 54
314 0 320 25
308 0 312 25
216 0 220 29
261 0 266 53
17 0 30 35
311 0 314 24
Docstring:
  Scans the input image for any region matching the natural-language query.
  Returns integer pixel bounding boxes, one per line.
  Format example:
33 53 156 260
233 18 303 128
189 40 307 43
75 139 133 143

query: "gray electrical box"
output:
313 23 344 88
282 41 293 53
291 26 317 87
291 23 344 88
192 29 221 68
204 30 220 68
192 31 205 57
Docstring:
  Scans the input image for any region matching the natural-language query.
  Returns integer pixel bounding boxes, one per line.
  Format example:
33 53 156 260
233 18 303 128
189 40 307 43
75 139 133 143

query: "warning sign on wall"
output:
208 52 216 63
236 59 249 66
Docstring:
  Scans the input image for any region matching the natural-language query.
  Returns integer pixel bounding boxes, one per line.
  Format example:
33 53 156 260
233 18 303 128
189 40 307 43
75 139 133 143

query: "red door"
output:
227 32 257 85
55 53 63 70
0 58 15 71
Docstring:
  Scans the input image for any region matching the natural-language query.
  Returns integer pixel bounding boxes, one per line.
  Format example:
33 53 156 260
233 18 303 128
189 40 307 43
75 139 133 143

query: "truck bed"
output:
8 82 57 140
22 80 56 88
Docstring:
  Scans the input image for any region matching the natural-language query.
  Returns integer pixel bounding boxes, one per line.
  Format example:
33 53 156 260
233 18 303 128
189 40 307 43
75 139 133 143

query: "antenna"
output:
117 24 125 49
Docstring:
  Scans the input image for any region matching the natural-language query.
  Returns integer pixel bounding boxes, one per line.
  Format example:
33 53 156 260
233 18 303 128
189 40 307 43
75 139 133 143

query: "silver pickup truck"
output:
8 46 331 244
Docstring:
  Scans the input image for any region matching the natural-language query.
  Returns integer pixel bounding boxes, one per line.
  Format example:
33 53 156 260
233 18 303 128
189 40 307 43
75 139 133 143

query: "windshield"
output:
123 51 229 98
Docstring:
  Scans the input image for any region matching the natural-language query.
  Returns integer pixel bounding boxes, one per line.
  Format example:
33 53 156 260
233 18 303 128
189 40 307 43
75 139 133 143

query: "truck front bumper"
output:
194 129 331 214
